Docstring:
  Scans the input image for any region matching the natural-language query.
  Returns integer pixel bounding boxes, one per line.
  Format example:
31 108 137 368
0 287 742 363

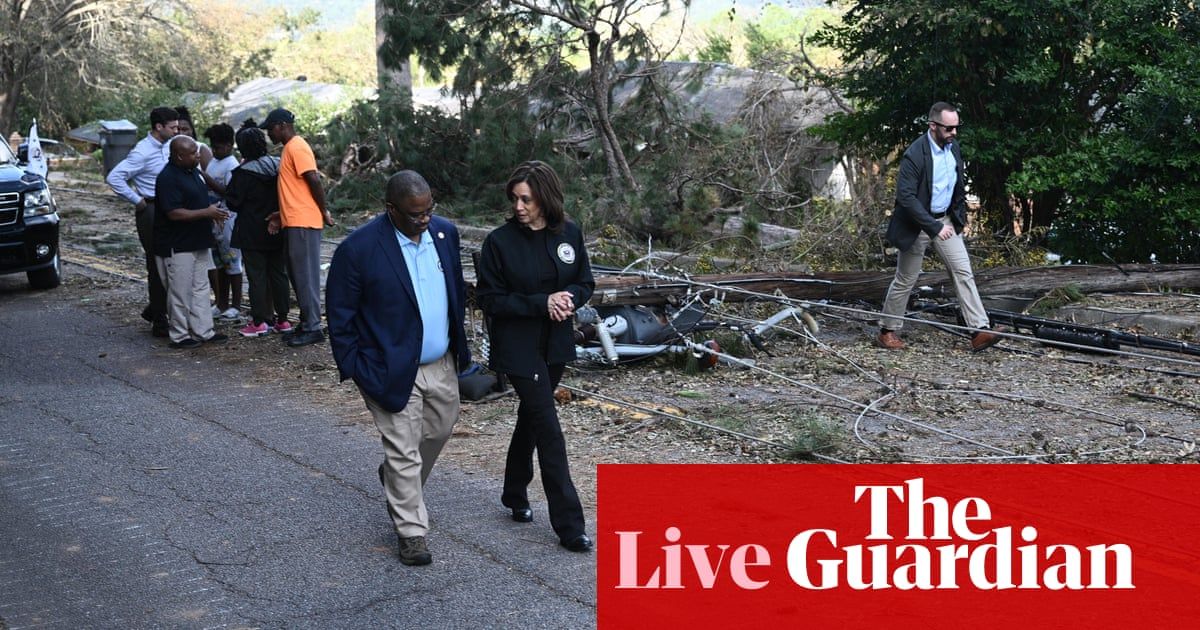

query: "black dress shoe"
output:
560 534 593 552
510 507 533 523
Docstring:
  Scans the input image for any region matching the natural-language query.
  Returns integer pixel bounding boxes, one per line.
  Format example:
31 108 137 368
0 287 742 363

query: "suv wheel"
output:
27 254 61 290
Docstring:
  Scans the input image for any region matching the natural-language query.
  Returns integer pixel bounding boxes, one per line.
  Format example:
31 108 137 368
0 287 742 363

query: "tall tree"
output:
810 0 1199 260
375 0 413 102
0 0 157 133
376 0 688 193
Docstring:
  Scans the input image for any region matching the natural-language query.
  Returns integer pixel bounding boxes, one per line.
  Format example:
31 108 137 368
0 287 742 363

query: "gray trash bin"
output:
99 119 138 176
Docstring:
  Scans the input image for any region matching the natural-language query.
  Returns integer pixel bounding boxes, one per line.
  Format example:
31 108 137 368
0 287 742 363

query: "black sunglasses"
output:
930 121 961 132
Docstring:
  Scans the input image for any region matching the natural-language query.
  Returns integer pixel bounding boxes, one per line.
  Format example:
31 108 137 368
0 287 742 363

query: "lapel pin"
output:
437 231 445 239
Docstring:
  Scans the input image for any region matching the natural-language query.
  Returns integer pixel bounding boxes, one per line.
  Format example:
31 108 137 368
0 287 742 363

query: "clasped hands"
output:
547 291 575 322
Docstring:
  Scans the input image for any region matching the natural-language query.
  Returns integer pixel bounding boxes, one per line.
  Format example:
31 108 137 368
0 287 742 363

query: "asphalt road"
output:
0 275 595 629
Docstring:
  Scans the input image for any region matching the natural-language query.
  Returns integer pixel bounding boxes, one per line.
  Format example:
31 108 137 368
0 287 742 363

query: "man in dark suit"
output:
878 102 1000 352
326 171 470 566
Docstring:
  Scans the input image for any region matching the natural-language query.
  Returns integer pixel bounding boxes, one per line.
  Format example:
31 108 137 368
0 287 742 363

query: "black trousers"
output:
242 248 290 325
502 363 585 541
134 202 167 324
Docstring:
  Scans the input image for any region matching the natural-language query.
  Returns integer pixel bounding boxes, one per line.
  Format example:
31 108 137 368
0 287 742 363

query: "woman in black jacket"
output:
476 161 595 552
227 123 292 337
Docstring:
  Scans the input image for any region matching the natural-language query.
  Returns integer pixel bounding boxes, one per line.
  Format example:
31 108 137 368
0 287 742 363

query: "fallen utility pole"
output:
577 264 1200 306
986 309 1200 357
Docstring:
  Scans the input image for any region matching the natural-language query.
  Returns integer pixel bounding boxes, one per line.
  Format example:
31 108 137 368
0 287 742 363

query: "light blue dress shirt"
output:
105 134 166 205
396 228 450 364
928 132 957 215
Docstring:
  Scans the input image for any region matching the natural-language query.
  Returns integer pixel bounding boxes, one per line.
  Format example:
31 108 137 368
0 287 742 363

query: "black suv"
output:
0 139 60 289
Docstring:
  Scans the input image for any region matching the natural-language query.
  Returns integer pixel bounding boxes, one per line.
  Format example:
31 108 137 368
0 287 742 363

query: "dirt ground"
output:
41 168 1200 519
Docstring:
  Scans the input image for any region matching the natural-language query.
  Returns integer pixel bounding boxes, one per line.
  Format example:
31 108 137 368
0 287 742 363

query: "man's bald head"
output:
169 135 198 166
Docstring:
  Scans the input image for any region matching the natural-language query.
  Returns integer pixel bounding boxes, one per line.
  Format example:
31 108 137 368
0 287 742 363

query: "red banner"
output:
597 465 1200 628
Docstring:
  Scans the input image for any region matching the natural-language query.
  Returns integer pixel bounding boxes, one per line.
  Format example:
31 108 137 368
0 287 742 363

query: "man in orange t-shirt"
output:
260 108 334 347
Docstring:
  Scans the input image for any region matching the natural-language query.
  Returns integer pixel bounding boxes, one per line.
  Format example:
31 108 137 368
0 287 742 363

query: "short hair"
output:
235 127 268 161
929 102 958 122
386 171 431 204
149 107 179 128
204 123 235 146
169 135 197 161
506 160 565 232
175 106 194 124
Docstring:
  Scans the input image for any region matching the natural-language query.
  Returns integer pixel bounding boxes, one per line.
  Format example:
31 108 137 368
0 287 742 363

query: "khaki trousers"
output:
155 249 216 343
880 216 989 331
362 352 459 537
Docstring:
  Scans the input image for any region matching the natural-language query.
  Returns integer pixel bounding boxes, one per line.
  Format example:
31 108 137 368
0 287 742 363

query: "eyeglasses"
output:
387 201 436 222
930 121 961 132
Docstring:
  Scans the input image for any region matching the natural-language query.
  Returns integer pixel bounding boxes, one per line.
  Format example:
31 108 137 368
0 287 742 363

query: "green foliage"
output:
695 31 733 63
323 88 560 224
744 5 833 67
1029 285 1088 316
811 0 1200 262
273 92 356 143
784 412 843 461
1008 5 1200 262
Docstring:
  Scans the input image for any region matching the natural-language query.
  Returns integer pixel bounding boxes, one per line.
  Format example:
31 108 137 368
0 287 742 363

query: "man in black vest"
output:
878 102 1000 352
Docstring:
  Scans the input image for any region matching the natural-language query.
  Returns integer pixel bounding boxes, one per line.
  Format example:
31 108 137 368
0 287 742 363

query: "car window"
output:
0 140 14 164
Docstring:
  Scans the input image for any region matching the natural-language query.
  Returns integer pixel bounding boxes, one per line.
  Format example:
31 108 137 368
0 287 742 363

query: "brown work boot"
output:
397 535 432 566
970 329 1001 352
877 330 904 349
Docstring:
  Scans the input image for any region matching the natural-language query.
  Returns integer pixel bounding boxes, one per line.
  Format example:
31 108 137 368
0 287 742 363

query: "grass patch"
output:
700 404 749 433
783 412 843 460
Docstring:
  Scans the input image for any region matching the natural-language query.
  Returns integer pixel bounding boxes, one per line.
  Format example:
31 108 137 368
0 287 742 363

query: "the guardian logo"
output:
615 477 1134 591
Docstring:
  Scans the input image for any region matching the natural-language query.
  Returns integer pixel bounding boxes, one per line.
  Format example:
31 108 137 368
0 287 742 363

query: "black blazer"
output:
885 132 967 253
326 214 471 412
476 218 594 377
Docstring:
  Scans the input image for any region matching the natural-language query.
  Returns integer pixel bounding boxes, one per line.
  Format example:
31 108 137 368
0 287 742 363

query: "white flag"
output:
26 119 48 178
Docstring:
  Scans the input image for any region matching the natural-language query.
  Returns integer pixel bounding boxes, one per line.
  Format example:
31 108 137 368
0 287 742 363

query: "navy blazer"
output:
885 132 967 253
326 213 471 412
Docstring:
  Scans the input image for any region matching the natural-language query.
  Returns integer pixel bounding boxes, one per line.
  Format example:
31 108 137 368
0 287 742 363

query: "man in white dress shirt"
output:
106 107 180 337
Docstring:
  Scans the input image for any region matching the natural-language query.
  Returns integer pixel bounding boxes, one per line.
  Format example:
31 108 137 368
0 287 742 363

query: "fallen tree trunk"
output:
580 264 1200 306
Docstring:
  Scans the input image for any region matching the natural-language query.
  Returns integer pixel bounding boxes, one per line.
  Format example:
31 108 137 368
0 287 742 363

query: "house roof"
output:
220 77 375 127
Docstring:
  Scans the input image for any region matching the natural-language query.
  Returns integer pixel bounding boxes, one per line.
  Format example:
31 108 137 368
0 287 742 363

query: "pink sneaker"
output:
273 317 294 334
239 321 270 337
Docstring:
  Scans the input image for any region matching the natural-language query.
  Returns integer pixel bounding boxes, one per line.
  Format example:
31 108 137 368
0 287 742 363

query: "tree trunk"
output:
375 0 412 108
586 31 637 192
0 75 22 135
973 168 1013 236
1029 188 1060 232
564 264 1200 306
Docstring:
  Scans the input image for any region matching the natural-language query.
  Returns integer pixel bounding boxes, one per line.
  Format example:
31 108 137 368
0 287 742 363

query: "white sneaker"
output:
219 308 241 321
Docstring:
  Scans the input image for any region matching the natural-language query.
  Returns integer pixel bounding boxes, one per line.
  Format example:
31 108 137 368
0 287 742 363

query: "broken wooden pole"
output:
579 264 1200 306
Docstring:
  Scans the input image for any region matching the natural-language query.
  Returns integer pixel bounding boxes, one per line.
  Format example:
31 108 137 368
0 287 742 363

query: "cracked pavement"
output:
0 274 595 629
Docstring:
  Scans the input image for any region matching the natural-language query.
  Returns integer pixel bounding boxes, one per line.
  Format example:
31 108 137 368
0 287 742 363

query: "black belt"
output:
932 212 946 219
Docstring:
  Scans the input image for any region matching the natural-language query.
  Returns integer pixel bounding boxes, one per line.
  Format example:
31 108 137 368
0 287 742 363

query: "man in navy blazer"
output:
878 102 1000 352
326 170 470 566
